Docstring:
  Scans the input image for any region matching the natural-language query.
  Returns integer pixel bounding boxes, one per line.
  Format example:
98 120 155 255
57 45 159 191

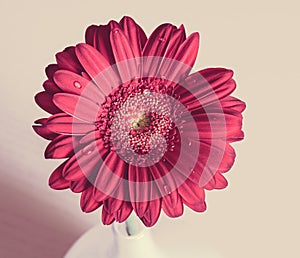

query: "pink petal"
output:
162 190 184 218
183 199 207 212
43 80 61 94
44 134 78 159
70 177 90 193
102 207 115 225
62 139 108 181
119 16 147 57
46 113 95 135
141 199 161 227
95 24 115 65
142 24 176 77
103 198 124 214
115 201 133 223
75 43 120 94
53 70 104 104
53 93 100 122
56 46 83 74
45 64 59 81
85 25 98 46
35 91 61 114
48 161 70 190
80 186 102 213
178 178 205 205
128 166 151 217
221 96 246 113
93 152 128 202
33 118 58 140
110 22 138 82
205 172 228 190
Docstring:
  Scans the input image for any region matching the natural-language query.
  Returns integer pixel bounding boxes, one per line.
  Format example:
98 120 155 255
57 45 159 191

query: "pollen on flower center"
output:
131 114 150 130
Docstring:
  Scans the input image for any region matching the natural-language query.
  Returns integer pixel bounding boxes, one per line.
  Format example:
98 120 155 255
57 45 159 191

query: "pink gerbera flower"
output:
33 16 245 227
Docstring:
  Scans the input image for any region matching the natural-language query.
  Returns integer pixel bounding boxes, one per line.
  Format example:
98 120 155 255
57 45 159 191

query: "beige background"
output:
0 0 299 257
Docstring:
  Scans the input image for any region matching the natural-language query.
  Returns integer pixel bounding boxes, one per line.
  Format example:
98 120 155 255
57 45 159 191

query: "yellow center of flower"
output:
131 114 150 130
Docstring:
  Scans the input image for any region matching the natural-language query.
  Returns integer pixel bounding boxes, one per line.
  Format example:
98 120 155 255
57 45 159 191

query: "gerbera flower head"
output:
33 16 245 227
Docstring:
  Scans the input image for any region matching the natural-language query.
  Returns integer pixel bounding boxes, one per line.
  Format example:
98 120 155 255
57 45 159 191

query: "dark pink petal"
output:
162 190 184 218
163 32 199 81
35 91 61 114
165 27 186 59
80 186 102 213
110 22 138 82
62 139 108 181
142 24 176 77
53 70 104 103
44 135 78 159
102 207 115 225
70 177 90 193
128 166 151 217
103 198 123 214
94 152 128 202
56 46 83 74
53 93 99 122
48 161 69 190
95 24 115 65
43 80 61 94
115 202 133 223
79 130 101 145
85 25 98 46
45 64 59 81
46 113 95 135
141 199 161 227
33 118 58 140
119 16 147 57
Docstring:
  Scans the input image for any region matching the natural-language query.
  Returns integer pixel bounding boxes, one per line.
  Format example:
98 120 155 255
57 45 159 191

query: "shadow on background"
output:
0 173 87 258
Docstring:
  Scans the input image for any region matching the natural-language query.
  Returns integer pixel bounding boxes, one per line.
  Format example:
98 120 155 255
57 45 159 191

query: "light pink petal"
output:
46 113 95 135
119 16 147 57
48 161 70 190
35 91 61 114
44 134 78 159
141 199 161 227
110 22 138 82
205 171 228 190
80 186 102 213
53 93 100 122
221 96 246 113
53 70 104 104
162 190 184 218
178 178 205 205
75 43 120 94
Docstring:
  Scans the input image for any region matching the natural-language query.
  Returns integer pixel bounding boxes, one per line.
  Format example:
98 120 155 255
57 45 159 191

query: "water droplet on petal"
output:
73 81 82 89
82 144 95 155
164 185 171 195
159 37 166 42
